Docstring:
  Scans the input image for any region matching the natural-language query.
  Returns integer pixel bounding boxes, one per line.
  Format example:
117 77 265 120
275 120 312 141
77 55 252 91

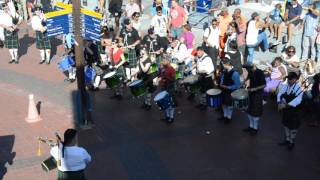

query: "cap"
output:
251 12 259 19
287 72 299 80
123 18 131 26
196 46 204 51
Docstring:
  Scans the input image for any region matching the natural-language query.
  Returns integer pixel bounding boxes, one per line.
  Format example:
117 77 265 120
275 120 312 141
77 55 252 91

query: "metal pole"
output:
72 0 92 128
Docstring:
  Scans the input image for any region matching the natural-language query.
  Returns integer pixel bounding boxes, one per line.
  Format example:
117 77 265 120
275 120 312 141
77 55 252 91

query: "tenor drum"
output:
183 75 200 93
103 71 121 88
85 66 96 84
206 89 222 108
175 70 183 80
58 56 74 72
149 63 158 75
129 80 147 97
231 89 249 110
154 91 173 110
41 156 57 172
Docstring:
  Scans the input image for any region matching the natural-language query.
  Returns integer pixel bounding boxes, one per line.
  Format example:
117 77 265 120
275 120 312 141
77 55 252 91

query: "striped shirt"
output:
303 12 319 37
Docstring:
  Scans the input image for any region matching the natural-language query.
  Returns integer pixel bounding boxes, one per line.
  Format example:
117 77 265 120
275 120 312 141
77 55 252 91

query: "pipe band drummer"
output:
194 46 215 110
50 129 91 180
141 27 165 65
31 6 51 64
167 38 189 75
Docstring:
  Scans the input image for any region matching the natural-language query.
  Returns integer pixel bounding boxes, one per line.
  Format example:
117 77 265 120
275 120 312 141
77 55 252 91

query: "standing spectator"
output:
309 73 320 127
316 25 320 62
131 12 142 36
268 3 284 45
108 0 123 33
233 8 247 56
301 2 319 61
224 22 237 53
151 0 169 17
18 0 28 21
284 0 302 47
125 0 140 19
202 18 220 69
150 6 169 51
218 7 232 57
246 12 269 65
180 24 195 51
169 0 187 38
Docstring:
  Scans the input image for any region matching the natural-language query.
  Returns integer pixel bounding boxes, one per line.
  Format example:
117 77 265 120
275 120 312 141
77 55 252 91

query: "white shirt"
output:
203 26 220 49
150 14 168 37
246 20 259 45
125 3 140 18
50 145 91 172
171 42 188 63
0 13 13 27
196 53 214 75
277 82 303 107
31 15 43 31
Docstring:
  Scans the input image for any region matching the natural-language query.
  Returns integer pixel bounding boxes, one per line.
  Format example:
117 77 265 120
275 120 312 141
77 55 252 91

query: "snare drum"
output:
103 71 121 88
206 89 222 108
85 66 96 84
175 70 183 80
231 89 249 110
154 91 173 110
129 80 147 97
58 56 74 72
183 75 200 93
41 156 57 172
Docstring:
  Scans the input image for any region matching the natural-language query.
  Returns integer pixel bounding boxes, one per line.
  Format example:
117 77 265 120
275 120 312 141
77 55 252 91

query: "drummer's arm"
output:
114 55 126 68
140 61 151 72
227 72 241 90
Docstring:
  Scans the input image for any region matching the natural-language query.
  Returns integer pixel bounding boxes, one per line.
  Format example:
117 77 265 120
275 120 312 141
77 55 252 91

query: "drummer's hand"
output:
220 85 228 89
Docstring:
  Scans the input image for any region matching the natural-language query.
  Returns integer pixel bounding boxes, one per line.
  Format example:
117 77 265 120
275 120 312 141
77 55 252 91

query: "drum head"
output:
206 89 222 96
154 91 168 101
171 63 178 70
231 89 248 99
183 75 198 84
103 71 116 79
129 80 143 87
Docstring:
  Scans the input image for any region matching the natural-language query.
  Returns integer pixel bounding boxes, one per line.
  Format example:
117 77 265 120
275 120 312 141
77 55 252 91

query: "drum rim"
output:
154 91 168 101
104 71 116 79
129 79 143 87
231 89 249 99
206 89 222 95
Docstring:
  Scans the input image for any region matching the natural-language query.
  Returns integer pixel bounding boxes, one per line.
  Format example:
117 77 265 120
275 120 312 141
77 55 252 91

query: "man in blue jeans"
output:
246 12 269 64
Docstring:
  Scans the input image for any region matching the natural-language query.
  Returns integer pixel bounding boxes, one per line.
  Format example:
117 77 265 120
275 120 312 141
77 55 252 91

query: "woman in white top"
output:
281 45 300 75
50 129 91 180
131 12 142 36
246 12 269 65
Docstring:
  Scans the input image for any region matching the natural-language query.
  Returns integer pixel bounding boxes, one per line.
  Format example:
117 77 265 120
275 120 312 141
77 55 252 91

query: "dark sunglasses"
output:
288 50 295 53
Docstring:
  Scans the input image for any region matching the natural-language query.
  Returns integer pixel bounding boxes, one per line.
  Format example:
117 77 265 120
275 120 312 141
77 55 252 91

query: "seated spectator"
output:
264 57 287 93
268 3 284 45
281 46 300 75
284 0 302 47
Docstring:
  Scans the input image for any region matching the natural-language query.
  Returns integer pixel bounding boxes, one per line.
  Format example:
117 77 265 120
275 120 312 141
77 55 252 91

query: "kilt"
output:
35 31 51 50
4 29 19 49
199 75 213 93
282 106 301 129
124 48 138 68
247 91 263 117
222 90 233 106
57 170 86 180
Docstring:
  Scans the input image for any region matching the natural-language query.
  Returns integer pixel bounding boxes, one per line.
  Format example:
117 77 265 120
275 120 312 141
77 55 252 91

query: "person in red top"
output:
158 59 176 123
169 0 187 39
107 38 127 99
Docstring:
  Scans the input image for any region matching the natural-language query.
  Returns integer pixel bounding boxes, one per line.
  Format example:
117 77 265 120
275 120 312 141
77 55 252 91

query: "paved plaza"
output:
0 1 320 180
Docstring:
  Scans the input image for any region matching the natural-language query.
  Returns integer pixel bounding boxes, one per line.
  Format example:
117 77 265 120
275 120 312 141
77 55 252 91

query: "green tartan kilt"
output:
124 48 138 68
4 29 19 49
36 31 51 50
57 170 86 180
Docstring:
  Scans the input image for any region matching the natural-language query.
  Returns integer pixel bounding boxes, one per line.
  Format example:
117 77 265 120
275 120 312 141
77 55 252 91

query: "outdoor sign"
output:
46 2 102 41
45 9 72 37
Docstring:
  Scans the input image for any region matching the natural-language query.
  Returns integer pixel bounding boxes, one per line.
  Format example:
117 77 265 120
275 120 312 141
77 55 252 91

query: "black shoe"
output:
249 129 258 136
242 127 253 133
187 94 195 101
145 105 151 111
69 79 76 83
15 60 19 64
161 117 170 122
224 118 232 124
278 140 290 146
287 143 295 150
200 105 207 111
46 61 50 65
116 94 123 100
39 60 45 64
217 116 226 121
8 59 15 64
195 104 203 109
167 118 174 124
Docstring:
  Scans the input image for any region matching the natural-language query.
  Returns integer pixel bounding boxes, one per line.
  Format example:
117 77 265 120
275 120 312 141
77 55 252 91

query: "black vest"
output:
222 69 235 86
